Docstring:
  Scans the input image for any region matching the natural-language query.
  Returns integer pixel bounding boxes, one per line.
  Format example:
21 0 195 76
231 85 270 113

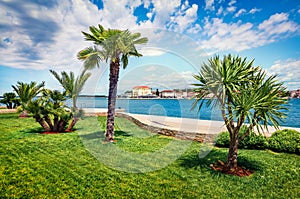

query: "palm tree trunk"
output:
66 117 78 132
73 97 77 109
44 115 54 131
53 116 59 132
106 58 120 142
35 115 51 132
58 119 67 132
224 129 239 172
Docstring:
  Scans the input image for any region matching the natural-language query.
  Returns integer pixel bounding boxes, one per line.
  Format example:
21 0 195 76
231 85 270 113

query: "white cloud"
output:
228 0 236 6
204 0 215 11
249 8 261 14
258 13 298 35
167 3 199 33
0 0 102 71
119 67 196 93
227 6 236 13
139 47 166 56
217 6 223 15
298 9 300 14
227 0 236 12
200 13 299 52
267 58 300 90
234 9 246 17
0 0 203 73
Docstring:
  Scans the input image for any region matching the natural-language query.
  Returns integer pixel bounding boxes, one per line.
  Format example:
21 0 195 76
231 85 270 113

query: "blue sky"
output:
0 0 300 95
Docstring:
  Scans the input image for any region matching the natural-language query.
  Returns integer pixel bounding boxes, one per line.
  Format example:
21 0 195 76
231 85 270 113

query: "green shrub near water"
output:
215 127 300 154
268 129 300 154
215 126 269 150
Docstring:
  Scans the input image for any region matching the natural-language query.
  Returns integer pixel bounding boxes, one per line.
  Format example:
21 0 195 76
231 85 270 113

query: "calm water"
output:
75 97 300 128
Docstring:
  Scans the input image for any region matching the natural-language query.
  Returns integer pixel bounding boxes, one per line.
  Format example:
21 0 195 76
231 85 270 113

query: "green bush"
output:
240 131 269 150
268 129 300 154
215 131 230 147
215 126 269 150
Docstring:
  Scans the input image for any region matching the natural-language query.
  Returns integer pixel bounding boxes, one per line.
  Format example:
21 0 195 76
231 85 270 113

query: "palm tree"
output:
50 69 91 109
193 54 288 174
0 92 20 109
12 81 45 117
77 24 148 142
27 89 72 132
50 69 91 131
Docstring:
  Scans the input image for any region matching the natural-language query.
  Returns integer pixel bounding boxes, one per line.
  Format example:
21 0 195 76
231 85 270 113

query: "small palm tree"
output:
50 69 91 131
27 89 72 132
193 54 288 174
77 24 148 142
50 69 91 109
12 81 45 117
0 92 20 109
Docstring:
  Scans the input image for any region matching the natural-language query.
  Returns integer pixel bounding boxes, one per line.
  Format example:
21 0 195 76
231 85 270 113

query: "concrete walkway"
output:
126 113 227 135
82 108 300 136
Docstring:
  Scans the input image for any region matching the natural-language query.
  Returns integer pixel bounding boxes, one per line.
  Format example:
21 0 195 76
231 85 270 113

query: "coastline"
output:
81 108 300 136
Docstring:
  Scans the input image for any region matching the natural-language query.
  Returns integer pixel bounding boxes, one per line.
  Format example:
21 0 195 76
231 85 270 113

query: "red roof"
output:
133 86 150 89
162 90 174 93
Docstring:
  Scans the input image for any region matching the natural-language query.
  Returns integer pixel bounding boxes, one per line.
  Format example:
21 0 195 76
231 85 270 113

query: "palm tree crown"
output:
77 24 148 70
12 81 45 107
50 69 91 109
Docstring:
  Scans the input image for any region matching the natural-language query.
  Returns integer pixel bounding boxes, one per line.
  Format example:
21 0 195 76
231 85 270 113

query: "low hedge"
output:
215 127 299 154
268 129 300 154
215 126 269 150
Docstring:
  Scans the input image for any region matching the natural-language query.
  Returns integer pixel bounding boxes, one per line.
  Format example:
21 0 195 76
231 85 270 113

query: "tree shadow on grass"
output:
115 130 132 137
0 113 19 119
179 148 263 175
20 127 44 134
80 131 105 140
79 130 132 142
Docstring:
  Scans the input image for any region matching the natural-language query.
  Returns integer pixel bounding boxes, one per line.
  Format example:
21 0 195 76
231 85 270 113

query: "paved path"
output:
82 108 300 135
126 113 227 135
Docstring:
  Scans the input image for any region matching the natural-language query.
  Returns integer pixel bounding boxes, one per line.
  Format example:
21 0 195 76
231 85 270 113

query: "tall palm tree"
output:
50 69 91 131
77 24 148 142
193 54 288 173
12 81 45 117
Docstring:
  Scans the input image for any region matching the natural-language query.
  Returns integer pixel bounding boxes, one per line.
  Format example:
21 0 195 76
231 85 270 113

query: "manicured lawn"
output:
0 113 299 198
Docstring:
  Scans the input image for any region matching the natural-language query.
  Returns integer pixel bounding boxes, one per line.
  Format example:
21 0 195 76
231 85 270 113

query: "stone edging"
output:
116 112 217 143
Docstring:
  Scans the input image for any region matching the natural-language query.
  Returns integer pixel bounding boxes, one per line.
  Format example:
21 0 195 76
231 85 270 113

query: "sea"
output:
74 97 300 128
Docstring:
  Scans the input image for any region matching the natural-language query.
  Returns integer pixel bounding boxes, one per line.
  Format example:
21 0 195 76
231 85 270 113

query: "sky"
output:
0 0 300 96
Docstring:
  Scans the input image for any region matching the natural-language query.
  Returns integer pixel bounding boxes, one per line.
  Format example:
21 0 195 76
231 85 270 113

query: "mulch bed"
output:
210 160 254 177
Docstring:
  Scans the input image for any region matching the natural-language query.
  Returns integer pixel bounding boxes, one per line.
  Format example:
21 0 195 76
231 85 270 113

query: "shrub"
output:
215 126 269 150
215 131 230 148
240 131 269 150
268 129 300 154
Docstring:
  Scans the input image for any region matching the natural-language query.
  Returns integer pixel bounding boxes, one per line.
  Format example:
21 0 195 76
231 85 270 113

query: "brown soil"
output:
42 132 60 134
210 160 254 177
42 130 74 134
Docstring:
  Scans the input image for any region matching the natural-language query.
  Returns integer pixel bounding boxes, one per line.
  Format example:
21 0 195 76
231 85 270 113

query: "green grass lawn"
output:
0 113 299 198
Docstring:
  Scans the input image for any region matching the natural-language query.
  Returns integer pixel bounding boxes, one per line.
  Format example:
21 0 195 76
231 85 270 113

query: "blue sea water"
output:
75 97 300 128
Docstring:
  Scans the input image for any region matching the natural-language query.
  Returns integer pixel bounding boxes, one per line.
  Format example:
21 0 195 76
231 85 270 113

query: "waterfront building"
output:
132 86 152 98
161 90 176 98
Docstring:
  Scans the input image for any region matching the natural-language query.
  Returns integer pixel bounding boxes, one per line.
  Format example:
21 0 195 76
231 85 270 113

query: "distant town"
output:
118 86 198 99
116 86 300 99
